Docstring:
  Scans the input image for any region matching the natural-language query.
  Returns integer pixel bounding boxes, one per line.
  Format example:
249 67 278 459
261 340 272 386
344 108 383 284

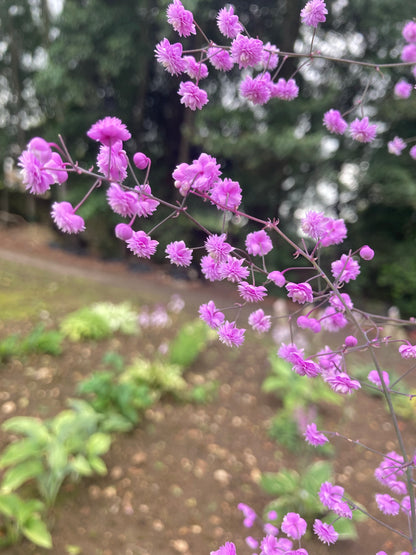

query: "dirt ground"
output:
0 223 414 555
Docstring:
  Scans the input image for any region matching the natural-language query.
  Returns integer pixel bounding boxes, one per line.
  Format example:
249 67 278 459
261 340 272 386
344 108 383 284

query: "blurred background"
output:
0 0 415 316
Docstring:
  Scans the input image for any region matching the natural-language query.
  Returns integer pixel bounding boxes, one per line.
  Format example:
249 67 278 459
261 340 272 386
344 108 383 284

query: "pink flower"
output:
18 150 55 194
210 541 236 555
155 38 186 75
359 245 374 260
208 47 234 71
97 140 128 181
402 21 416 43
238 281 268 302
399 343 416 359
44 152 68 184
220 256 249 282
344 335 358 347
27 137 52 163
368 370 390 389
313 519 338 545
320 217 347 246
248 309 271 332
388 136 406 156
167 0 196 37
106 183 138 217
245 536 258 549
199 300 225 329
267 271 286 287
238 503 257 528
210 178 242 211
325 372 361 394
261 42 279 70
273 78 299 100
304 423 328 446
165 240 193 266
410 145 416 160
323 109 348 135
297 316 321 333
126 230 158 258
189 152 222 192
178 81 208 110
260 534 280 555
217 6 243 38
200 255 222 281
231 35 264 69
319 482 344 510
245 230 273 256
320 306 348 332
329 292 353 311
291 354 321 377
286 282 313 304
401 43 416 63
301 210 328 240
133 152 150 169
87 116 131 146
115 223 133 241
349 117 377 143
331 254 360 283
51 201 85 234
394 80 413 99
300 0 328 27
205 233 234 262
376 494 400 515
240 74 272 105
218 321 245 347
281 512 307 540
134 184 159 217
184 56 209 80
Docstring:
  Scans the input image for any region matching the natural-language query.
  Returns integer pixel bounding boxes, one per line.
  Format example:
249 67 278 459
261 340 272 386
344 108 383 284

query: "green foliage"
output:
0 401 112 507
261 460 333 521
0 334 21 362
122 357 187 398
60 307 112 341
20 325 63 356
77 371 155 433
89 302 139 335
263 355 341 451
0 493 52 549
185 381 219 405
60 302 139 341
168 319 213 367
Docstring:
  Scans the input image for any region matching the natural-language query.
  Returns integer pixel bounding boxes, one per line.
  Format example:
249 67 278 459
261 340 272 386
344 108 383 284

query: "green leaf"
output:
0 492 20 518
22 516 53 549
47 443 68 472
260 469 299 496
327 514 358 541
1 460 44 493
301 460 333 495
88 456 107 476
70 455 93 477
86 432 112 457
0 438 44 468
2 417 49 442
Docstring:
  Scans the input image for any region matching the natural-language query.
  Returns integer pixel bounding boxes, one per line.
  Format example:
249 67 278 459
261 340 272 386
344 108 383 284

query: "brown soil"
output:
0 223 414 555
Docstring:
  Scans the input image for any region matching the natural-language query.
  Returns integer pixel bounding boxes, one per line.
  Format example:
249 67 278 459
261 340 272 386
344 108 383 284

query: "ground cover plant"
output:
8 0 416 554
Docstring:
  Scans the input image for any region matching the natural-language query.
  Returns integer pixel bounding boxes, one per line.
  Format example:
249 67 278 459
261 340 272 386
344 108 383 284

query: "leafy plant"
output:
60 306 112 341
89 302 139 335
168 319 213 368
0 400 112 507
0 492 52 549
20 325 63 356
122 357 187 398
60 302 139 341
0 334 21 363
263 354 342 451
261 461 364 541
77 370 155 432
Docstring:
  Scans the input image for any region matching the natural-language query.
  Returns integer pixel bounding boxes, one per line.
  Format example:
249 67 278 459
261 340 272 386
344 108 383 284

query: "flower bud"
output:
115 223 133 241
133 152 150 169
